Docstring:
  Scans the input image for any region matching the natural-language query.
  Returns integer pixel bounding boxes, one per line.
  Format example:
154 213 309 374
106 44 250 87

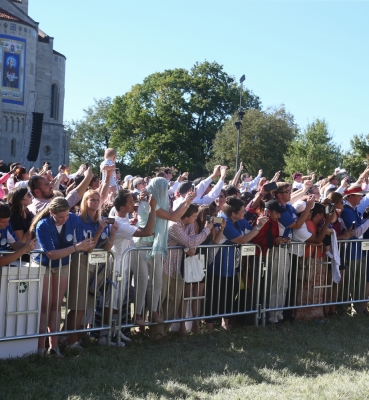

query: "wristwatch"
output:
255 226 261 231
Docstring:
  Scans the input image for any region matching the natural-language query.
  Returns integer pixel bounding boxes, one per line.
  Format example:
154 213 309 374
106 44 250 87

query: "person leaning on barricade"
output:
205 197 268 331
160 204 214 336
293 202 334 320
271 183 315 323
0 202 37 267
99 189 157 346
30 197 94 358
251 200 289 322
340 184 369 315
322 192 355 316
132 178 196 330
66 189 119 349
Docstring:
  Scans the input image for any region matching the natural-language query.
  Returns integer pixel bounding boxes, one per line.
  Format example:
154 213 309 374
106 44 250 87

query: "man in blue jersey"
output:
341 185 369 313
271 183 315 323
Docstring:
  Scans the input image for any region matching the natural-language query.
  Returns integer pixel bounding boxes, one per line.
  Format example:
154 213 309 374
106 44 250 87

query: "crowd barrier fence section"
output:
0 249 116 357
1 239 369 353
260 240 369 326
113 243 263 344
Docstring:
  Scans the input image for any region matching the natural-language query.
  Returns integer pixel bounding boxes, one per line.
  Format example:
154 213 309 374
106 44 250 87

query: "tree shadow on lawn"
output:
1 315 368 399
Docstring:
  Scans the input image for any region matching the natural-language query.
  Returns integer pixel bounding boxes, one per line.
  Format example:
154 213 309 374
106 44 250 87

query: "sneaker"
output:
46 346 64 358
120 332 132 343
97 335 116 347
66 341 85 351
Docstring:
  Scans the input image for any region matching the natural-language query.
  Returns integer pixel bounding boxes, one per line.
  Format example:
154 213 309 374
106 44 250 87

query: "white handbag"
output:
183 254 205 283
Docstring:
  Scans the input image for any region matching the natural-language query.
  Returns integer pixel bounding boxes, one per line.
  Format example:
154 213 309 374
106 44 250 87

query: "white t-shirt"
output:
112 216 137 274
292 181 303 190
291 223 312 256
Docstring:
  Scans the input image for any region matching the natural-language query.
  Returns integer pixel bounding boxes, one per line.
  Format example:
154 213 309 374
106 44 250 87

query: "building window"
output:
11 139 16 156
50 84 59 120
44 145 51 155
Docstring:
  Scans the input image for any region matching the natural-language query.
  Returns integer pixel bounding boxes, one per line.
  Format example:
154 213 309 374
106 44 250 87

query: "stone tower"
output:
0 0 69 171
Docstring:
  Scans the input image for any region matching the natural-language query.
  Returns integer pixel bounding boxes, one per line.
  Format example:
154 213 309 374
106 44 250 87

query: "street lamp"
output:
235 75 245 172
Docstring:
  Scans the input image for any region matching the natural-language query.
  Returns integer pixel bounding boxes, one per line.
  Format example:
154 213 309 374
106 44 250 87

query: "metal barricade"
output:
260 239 369 325
0 249 116 355
112 243 262 344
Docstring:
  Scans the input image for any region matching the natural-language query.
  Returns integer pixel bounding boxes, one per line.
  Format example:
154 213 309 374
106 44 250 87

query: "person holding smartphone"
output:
66 189 119 348
30 197 94 357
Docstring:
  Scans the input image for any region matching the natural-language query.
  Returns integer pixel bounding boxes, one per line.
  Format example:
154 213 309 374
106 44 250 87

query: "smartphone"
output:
263 182 277 192
206 215 211 222
87 230 92 239
31 230 36 240
352 221 356 230
106 217 115 224
264 209 268 216
85 163 89 169
191 183 195 192
47 165 52 170
213 217 223 224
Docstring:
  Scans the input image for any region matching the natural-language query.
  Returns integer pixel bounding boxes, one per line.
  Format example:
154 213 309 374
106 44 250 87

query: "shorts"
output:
44 264 70 278
68 254 95 311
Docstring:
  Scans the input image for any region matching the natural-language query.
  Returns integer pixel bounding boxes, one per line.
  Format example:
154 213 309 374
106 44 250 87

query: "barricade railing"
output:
113 243 262 344
260 239 369 325
2 238 369 351
0 249 116 349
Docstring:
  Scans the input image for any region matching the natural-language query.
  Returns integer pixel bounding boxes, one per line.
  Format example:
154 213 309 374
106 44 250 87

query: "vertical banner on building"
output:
0 34 26 105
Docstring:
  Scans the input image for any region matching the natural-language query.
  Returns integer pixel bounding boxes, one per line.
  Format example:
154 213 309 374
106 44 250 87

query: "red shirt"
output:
252 219 280 256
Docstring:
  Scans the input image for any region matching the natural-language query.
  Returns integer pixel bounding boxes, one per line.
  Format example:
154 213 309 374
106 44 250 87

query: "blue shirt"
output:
210 218 252 277
0 221 17 250
278 203 297 238
35 213 84 268
341 204 364 260
77 215 109 249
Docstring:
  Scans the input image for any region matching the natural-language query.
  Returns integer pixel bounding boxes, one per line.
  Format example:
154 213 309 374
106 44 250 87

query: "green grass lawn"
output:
1 313 369 399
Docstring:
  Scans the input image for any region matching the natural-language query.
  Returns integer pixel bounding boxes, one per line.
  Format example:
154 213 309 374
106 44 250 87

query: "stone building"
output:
0 0 69 171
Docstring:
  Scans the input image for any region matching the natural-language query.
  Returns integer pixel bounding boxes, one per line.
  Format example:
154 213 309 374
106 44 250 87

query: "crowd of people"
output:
1 150 369 357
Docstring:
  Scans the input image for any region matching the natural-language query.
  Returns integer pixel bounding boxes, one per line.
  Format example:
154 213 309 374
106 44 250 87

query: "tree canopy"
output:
68 98 112 174
207 106 297 179
283 119 342 179
108 61 261 177
342 134 369 178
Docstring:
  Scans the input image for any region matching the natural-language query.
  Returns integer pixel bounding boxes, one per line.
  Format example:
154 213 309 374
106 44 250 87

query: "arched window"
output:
50 83 59 120
11 139 16 156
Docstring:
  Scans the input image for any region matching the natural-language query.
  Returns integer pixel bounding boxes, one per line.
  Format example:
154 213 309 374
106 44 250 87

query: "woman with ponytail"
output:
32 197 94 357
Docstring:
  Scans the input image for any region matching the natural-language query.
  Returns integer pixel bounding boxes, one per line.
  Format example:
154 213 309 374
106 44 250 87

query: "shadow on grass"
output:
1 314 369 399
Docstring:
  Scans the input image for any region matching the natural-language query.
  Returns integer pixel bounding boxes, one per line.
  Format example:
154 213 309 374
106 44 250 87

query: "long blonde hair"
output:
80 189 101 223
30 197 70 231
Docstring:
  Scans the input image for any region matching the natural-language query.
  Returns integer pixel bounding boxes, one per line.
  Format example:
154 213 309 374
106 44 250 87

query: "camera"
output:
325 203 335 214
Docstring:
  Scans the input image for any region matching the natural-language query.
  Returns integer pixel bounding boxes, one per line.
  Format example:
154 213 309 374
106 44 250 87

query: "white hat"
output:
124 174 133 182
293 200 307 214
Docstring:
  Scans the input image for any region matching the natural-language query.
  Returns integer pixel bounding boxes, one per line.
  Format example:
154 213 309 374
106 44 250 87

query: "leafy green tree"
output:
207 106 297 179
283 119 343 179
342 134 369 178
68 98 112 174
108 61 261 177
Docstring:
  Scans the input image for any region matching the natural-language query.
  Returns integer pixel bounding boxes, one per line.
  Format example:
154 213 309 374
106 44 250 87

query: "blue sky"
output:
29 0 368 151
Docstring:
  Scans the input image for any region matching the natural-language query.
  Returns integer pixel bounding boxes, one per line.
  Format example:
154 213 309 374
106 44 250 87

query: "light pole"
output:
235 75 245 172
